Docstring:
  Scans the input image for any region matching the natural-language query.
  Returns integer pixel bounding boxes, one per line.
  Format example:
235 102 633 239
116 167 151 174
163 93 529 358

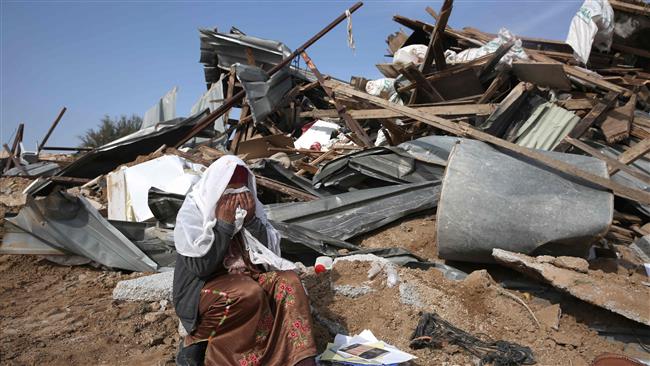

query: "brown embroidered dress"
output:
174 221 317 366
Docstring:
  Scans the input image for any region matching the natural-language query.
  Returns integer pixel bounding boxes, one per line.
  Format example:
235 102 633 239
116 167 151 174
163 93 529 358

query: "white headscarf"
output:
174 155 294 270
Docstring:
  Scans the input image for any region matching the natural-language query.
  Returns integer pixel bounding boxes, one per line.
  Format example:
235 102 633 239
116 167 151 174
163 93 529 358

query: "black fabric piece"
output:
176 339 206 366
410 312 535 366
148 187 186 228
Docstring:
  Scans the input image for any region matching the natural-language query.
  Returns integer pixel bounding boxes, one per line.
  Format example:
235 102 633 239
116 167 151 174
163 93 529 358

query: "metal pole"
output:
175 1 364 148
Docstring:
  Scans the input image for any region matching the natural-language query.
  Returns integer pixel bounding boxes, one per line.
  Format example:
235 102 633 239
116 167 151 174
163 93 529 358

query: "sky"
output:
0 0 583 149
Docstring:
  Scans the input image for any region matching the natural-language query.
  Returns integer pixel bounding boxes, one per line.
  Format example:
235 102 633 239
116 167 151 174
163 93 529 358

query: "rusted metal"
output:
174 1 364 148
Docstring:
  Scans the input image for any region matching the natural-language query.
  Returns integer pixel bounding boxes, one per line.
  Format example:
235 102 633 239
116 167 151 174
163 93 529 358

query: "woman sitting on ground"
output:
173 155 317 366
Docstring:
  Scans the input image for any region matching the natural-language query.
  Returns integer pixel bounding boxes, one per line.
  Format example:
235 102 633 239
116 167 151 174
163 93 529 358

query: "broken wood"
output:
600 95 635 144
254 174 317 201
37 107 67 153
175 2 365 148
301 51 372 146
4 123 24 173
3 143 28 176
296 149 337 176
401 63 444 103
564 137 650 185
47 176 92 184
299 103 494 119
477 70 509 104
554 91 618 152
327 79 650 204
609 137 650 175
421 0 452 74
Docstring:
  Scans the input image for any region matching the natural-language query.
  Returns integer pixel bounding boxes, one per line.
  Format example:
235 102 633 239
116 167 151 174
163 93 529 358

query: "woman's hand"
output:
236 191 256 223
215 194 237 224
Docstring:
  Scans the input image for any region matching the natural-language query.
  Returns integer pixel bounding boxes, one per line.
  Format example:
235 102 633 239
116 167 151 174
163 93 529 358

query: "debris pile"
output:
2 0 650 365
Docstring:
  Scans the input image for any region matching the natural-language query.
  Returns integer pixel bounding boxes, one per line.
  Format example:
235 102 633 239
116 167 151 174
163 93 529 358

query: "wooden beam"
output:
421 0 452 74
37 107 67 152
400 63 444 103
296 149 337 176
326 79 650 205
4 123 24 173
254 174 318 201
47 176 92 185
478 70 509 104
610 137 650 175
564 137 650 185
299 104 494 119
554 91 618 152
3 143 28 176
301 51 371 147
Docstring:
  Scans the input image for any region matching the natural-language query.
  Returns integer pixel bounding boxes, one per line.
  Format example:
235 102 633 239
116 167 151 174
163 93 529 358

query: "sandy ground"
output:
1 179 649 365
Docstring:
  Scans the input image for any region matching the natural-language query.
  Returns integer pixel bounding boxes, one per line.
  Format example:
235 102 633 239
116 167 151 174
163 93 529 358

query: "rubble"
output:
2 0 650 364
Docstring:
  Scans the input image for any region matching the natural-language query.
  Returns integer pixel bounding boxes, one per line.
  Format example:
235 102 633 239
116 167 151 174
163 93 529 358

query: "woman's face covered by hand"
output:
215 165 256 224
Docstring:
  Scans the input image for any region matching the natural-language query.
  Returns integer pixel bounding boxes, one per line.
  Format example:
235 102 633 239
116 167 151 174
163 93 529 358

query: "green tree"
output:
78 114 142 148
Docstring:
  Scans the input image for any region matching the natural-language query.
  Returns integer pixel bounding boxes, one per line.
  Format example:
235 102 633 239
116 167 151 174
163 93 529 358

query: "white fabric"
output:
174 156 292 270
393 44 428 65
445 28 528 66
566 0 614 64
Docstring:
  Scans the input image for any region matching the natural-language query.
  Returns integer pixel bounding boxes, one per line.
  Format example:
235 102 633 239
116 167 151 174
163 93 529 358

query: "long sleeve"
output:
179 220 235 279
244 217 269 247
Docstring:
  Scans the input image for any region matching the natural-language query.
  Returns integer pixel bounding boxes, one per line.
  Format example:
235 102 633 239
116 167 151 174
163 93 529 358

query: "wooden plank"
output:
296 149 337 176
294 160 319 175
3 123 24 173
254 174 318 201
301 51 371 147
326 79 650 205
610 0 650 16
556 99 595 111
37 107 67 152
48 176 92 185
512 62 571 90
299 104 494 119
482 82 530 136
421 0 452 73
600 95 635 144
478 70 509 104
610 137 650 175
400 63 444 103
3 143 28 176
554 91 618 152
222 68 236 125
479 41 514 81
564 137 650 185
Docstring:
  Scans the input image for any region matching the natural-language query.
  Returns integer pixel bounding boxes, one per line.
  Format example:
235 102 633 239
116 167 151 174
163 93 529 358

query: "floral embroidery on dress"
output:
287 317 312 349
257 271 277 286
274 280 296 306
200 288 233 341
254 309 274 344
238 351 262 366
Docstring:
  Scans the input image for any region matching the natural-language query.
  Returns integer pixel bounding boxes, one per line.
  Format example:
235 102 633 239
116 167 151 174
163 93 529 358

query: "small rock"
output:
551 256 589 273
144 312 168 323
551 332 582 347
535 304 561 330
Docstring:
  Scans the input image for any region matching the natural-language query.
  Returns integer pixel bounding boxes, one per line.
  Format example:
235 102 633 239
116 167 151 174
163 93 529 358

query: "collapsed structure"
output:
2 0 650 365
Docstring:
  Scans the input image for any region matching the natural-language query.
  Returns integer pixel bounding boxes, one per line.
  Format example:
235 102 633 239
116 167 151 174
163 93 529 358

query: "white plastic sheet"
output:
107 155 204 222
566 0 614 64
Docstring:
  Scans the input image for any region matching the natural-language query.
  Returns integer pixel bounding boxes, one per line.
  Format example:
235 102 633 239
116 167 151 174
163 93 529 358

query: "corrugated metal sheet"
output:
512 101 580 150
142 87 177 130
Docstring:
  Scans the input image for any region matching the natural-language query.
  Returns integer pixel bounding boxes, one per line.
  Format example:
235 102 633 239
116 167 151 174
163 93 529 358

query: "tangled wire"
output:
409 312 536 366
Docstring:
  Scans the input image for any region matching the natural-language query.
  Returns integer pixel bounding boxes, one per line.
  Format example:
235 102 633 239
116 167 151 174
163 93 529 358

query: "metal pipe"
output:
175 1 364 148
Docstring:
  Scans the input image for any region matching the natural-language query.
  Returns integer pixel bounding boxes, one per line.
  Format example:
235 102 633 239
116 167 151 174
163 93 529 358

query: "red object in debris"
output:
310 142 322 151
314 264 327 274
301 121 316 134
